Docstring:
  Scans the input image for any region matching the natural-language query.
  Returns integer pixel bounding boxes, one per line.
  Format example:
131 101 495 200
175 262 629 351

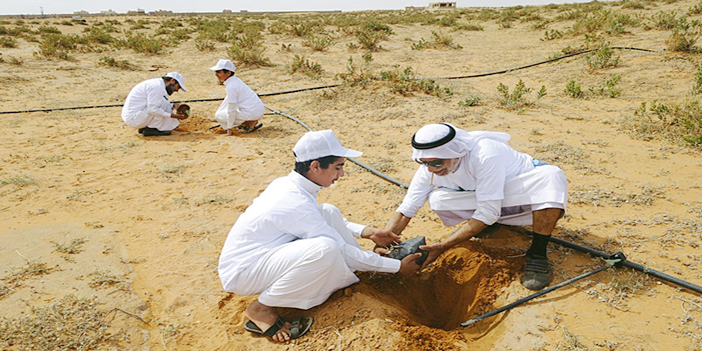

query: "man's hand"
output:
418 242 449 269
361 227 401 248
397 253 422 277
171 113 188 120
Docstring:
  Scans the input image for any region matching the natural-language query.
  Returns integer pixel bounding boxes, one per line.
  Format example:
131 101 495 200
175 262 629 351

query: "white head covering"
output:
164 72 187 92
411 123 511 161
209 59 237 73
293 130 363 162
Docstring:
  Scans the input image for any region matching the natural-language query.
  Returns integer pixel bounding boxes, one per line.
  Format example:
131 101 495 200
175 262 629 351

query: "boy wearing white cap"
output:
209 59 265 135
218 130 421 342
385 123 568 291
121 72 189 136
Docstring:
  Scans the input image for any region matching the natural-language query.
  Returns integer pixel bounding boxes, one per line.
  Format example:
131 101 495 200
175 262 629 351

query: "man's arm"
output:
385 211 412 235
420 218 488 268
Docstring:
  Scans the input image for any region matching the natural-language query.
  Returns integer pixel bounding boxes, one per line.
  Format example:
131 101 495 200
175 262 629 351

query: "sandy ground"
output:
2 1 702 350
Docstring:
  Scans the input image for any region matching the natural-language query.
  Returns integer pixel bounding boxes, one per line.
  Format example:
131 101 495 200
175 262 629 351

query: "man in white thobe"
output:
121 72 188 136
209 59 265 135
218 130 421 343
385 123 568 291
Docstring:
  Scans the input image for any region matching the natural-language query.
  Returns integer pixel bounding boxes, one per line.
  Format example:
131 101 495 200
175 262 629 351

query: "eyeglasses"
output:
416 159 444 167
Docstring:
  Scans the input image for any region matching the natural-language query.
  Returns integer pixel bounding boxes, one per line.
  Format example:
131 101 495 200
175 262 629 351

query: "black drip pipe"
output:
264 105 410 189
0 47 655 115
547 235 702 294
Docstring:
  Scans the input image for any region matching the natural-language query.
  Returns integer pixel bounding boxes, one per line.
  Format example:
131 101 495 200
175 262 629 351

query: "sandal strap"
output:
262 317 286 337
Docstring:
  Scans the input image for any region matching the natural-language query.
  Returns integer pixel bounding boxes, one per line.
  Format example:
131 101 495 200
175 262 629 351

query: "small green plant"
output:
692 61 702 94
35 33 77 60
622 99 702 147
195 38 216 51
589 74 622 98
289 54 324 79
380 65 451 98
227 32 274 67
302 34 335 51
412 31 462 50
497 79 545 110
336 56 376 87
666 17 702 53
355 21 393 51
99 56 138 70
459 95 482 106
584 44 621 70
542 29 563 41
118 32 166 55
565 80 584 98
0 36 17 47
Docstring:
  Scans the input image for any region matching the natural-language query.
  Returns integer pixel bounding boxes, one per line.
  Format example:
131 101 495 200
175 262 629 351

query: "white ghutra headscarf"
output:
411 123 511 161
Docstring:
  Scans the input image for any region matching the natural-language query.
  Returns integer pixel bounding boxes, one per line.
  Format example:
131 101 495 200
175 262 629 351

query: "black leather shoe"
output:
142 127 171 136
138 128 146 134
522 254 550 290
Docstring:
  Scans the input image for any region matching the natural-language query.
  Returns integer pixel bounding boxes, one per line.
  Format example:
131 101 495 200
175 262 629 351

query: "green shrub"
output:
288 54 323 79
35 33 77 60
302 34 335 51
542 29 563 41
666 17 701 52
692 61 702 94
564 80 584 98
355 21 393 51
119 32 166 54
412 31 462 50
99 56 138 70
37 25 61 34
380 65 451 98
622 99 702 147
497 79 545 110
589 75 623 97
195 38 216 51
584 44 621 70
227 32 273 67
0 36 17 48
458 95 481 106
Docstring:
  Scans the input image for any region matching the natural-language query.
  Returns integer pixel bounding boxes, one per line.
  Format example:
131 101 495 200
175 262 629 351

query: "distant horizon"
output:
0 0 601 16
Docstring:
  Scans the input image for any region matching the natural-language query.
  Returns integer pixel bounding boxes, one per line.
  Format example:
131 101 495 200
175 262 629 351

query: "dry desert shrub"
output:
496 79 546 111
0 295 111 350
227 31 274 67
411 31 463 50
0 261 56 299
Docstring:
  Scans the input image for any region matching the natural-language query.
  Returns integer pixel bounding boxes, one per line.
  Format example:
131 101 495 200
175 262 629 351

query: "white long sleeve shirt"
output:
215 76 264 116
218 171 400 286
397 138 535 225
121 78 173 121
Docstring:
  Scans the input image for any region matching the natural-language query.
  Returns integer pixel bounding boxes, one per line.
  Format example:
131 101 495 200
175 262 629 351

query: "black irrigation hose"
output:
440 46 656 80
460 252 625 327
0 47 655 115
264 105 410 189
547 235 702 294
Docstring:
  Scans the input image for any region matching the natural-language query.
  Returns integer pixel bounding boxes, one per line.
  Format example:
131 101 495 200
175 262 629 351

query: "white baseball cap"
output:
209 59 237 73
164 72 187 92
293 130 362 162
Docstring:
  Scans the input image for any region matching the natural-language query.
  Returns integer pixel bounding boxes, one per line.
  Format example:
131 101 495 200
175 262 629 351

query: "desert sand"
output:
2 1 702 350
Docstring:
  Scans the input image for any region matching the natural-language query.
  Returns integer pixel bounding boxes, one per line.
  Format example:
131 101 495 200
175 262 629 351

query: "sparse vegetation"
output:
497 79 546 111
289 54 324 79
53 238 87 254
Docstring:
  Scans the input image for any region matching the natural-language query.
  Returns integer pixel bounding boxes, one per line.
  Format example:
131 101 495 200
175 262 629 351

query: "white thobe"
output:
214 76 265 130
398 138 568 227
121 78 179 131
218 171 400 309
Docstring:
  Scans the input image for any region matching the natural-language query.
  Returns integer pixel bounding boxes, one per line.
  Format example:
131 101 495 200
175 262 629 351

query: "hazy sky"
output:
2 0 598 16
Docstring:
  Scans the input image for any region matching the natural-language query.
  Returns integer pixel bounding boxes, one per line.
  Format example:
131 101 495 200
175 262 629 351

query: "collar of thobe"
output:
288 171 323 198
